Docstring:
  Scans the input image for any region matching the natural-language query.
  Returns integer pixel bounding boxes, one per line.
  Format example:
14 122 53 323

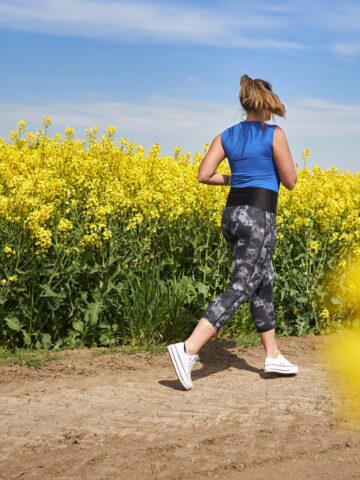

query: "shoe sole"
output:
167 344 192 390
264 365 299 375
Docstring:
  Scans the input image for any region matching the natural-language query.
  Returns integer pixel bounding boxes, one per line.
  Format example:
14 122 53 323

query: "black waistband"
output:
226 186 278 214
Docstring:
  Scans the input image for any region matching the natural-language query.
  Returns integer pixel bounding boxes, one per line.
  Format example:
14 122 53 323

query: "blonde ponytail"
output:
239 74 286 128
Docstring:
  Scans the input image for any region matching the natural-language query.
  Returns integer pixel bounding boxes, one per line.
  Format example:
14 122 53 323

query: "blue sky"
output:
0 0 359 172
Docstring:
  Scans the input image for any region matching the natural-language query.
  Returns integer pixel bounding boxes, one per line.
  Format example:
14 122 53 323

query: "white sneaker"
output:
264 351 299 375
167 342 200 390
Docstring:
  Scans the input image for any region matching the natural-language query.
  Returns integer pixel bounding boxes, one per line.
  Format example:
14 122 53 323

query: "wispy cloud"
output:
279 96 360 135
323 4 360 32
329 42 360 56
0 95 359 171
0 0 306 50
320 3 360 56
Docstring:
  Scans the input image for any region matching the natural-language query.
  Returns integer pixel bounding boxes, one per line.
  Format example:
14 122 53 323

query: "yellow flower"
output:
103 229 112 240
202 143 210 153
65 127 75 139
309 240 320 255
339 259 347 269
17 120 27 132
3 245 16 255
57 218 73 233
107 125 116 137
119 137 128 146
42 115 52 128
9 130 18 141
320 308 330 320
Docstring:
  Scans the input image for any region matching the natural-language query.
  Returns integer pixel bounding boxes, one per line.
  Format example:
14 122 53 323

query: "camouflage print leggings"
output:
202 204 277 333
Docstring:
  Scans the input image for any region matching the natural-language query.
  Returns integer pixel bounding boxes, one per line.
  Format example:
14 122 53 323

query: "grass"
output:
232 331 262 348
0 346 63 368
91 343 167 356
0 332 262 367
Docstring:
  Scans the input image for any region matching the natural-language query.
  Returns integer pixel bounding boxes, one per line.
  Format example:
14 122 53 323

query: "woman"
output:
167 74 299 391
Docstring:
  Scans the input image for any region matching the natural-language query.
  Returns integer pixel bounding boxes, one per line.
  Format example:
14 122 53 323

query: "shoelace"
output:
276 353 293 366
267 352 285 364
189 354 200 370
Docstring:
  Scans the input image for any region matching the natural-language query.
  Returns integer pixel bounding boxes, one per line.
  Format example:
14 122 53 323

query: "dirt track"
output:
1 334 360 479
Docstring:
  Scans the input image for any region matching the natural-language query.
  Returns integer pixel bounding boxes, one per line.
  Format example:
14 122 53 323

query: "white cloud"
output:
0 0 305 50
329 42 360 56
1 0 359 57
323 4 360 32
0 95 359 172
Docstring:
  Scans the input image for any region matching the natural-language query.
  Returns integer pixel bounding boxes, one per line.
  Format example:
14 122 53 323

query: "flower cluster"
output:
0 117 358 261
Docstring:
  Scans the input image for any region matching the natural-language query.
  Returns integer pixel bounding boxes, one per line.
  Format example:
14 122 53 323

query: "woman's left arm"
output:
197 134 230 186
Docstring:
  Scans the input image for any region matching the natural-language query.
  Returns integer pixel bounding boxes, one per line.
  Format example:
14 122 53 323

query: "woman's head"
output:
239 74 286 125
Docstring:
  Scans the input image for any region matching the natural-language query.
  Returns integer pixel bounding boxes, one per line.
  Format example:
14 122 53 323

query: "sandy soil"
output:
0 334 360 480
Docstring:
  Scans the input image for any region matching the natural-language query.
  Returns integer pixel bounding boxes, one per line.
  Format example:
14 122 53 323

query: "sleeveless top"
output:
222 120 280 214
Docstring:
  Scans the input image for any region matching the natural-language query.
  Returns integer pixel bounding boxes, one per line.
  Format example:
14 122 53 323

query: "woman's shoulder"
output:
226 121 281 128
223 122 283 134
222 121 242 135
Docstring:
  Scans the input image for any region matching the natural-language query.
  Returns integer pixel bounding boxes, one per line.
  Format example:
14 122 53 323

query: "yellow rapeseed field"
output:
0 116 359 348
1 117 359 254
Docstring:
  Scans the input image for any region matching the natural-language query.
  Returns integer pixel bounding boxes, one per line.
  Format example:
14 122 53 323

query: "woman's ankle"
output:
184 340 198 356
266 348 280 358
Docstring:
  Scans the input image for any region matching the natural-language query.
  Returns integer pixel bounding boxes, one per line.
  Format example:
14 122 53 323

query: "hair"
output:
239 74 286 129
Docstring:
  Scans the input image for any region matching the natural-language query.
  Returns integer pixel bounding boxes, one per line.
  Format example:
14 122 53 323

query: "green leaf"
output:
41 333 52 349
72 320 84 333
22 331 31 345
40 284 66 299
98 322 110 329
80 291 88 302
330 296 342 305
84 301 103 326
99 332 110 345
5 315 21 332
315 285 325 296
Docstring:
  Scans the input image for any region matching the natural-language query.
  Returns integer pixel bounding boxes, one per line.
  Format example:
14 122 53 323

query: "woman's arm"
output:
197 134 230 186
273 127 297 190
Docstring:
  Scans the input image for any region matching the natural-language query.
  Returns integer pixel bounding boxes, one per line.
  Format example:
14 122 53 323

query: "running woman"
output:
167 74 299 391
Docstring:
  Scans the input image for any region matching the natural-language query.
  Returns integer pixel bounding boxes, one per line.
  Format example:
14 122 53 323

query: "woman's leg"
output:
185 205 270 355
250 212 280 358
258 328 279 358
184 318 218 356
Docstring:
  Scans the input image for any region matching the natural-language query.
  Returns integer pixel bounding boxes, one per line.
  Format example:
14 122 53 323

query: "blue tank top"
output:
221 120 280 193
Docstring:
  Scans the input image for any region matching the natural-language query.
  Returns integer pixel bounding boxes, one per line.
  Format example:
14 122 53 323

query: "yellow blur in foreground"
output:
321 326 360 427
319 256 360 427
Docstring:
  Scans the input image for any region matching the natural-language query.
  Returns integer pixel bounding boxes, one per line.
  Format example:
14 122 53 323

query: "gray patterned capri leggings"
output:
202 204 277 333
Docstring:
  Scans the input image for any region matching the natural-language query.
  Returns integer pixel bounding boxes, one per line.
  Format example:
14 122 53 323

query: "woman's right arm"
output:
273 126 297 190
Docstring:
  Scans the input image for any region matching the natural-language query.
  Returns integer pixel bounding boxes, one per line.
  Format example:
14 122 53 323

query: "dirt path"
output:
1 334 360 479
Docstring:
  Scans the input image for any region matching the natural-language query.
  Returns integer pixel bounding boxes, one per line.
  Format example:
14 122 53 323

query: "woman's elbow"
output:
284 175 297 190
197 173 207 183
